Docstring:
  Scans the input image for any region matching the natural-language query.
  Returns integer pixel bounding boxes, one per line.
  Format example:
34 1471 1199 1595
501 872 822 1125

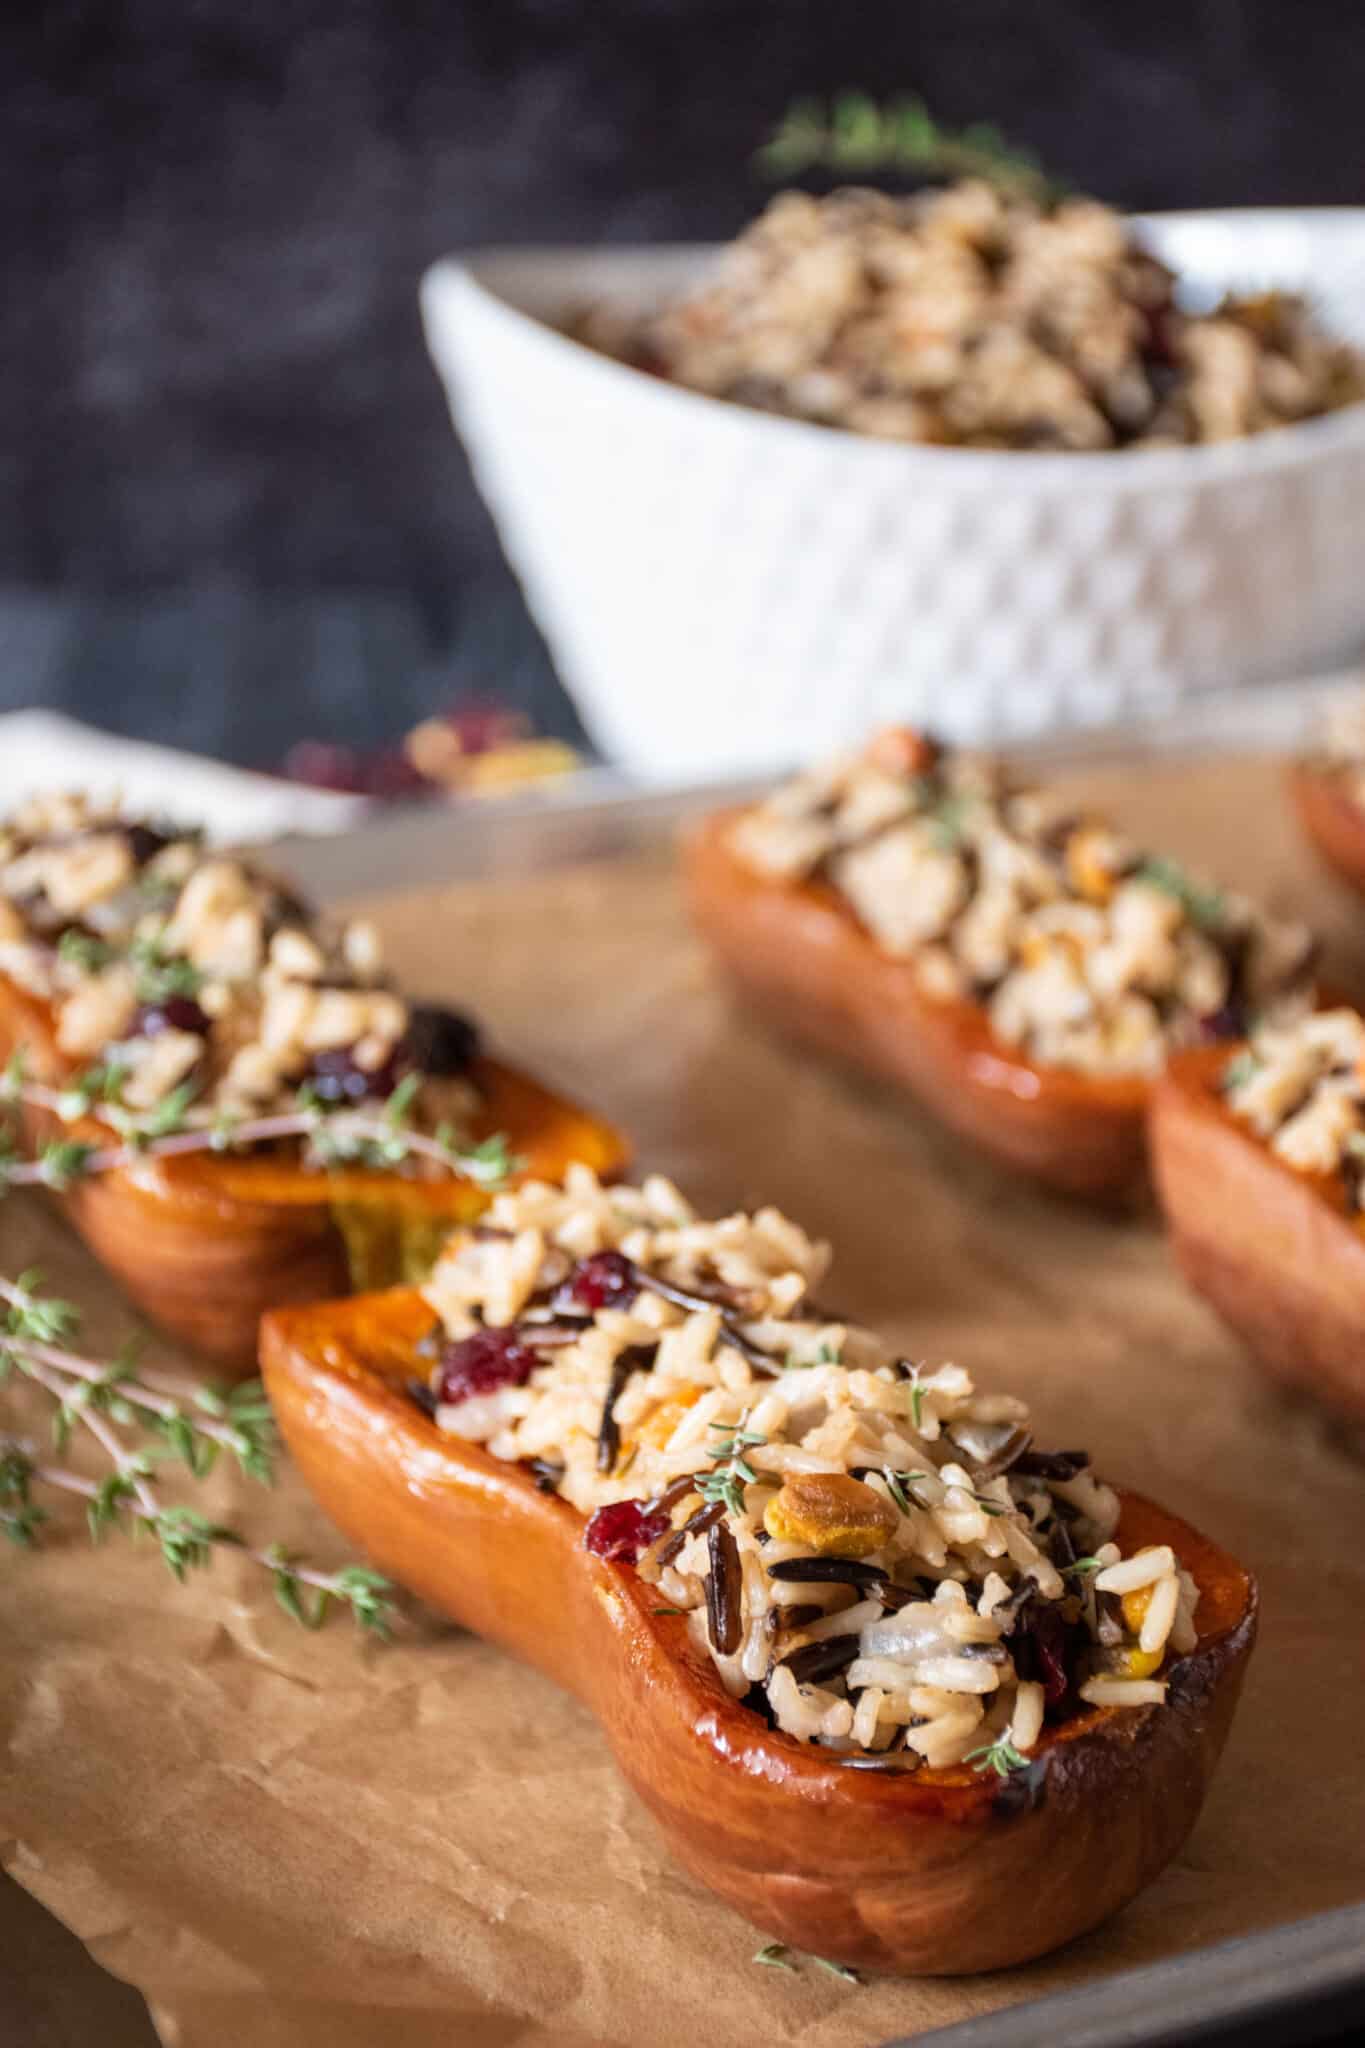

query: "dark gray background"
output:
1 0 1362 767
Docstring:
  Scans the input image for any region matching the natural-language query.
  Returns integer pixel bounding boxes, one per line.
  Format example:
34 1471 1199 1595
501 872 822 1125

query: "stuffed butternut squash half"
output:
685 729 1316 1198
261 1166 1256 1974
0 793 625 1369
1152 1007 1365 1422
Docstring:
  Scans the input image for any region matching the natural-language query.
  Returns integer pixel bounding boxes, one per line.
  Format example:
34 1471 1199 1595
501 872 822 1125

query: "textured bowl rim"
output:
422 206 1365 493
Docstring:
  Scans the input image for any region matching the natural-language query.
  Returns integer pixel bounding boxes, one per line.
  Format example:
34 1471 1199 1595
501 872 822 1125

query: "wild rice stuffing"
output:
729 728 1315 1078
1224 1008 1365 1204
0 791 481 1143
422 1165 1200 1765
582 181 1365 449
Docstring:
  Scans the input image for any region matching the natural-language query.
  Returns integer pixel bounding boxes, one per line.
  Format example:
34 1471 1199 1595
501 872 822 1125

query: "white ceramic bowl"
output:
422 210 1365 780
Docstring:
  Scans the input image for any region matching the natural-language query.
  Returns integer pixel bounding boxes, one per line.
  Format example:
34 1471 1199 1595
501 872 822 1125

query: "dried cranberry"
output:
404 1003 481 1077
583 1499 670 1564
436 1328 542 1405
132 996 210 1038
283 741 366 794
1141 304 1180 370
558 1251 639 1314
307 1044 404 1103
1199 1002 1247 1044
1011 1598 1073 1707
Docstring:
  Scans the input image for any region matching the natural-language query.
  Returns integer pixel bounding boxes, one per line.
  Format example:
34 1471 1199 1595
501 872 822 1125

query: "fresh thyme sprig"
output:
882 1468 931 1515
782 1340 841 1370
966 1735 1033 1778
127 935 204 1005
970 1488 1007 1519
0 1273 395 1633
756 91 1060 203
1 1271 276 1480
0 1441 394 1630
0 1062 519 1195
56 929 115 975
0 1443 48 1545
699 1416 767 1519
750 1941 861 1985
902 1363 927 1433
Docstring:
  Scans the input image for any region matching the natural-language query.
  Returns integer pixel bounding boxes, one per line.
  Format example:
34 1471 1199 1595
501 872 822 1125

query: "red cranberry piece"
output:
437 1328 542 1405
132 996 210 1038
282 741 366 793
560 1251 639 1313
404 1003 481 1077
1013 1598 1073 1706
1140 303 1180 369
583 1498 670 1564
361 747 431 799
307 1044 404 1103
1199 1002 1247 1043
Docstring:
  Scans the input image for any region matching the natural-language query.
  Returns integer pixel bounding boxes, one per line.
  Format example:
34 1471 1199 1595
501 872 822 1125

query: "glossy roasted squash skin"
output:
260 1286 1257 1975
684 811 1150 1199
0 971 627 1373
1290 761 1365 901
1151 1042 1365 1422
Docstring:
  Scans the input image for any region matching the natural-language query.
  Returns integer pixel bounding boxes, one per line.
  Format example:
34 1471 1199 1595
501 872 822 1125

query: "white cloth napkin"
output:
0 711 367 843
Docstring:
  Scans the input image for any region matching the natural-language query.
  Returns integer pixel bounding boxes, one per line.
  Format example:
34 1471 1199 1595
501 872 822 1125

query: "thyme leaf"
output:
1134 856 1225 932
755 91 1059 204
966 1735 1033 1778
884 1468 931 1514
0 1274 391 1633
699 1417 768 1519
57 929 114 974
782 1340 841 1370
811 1955 862 1984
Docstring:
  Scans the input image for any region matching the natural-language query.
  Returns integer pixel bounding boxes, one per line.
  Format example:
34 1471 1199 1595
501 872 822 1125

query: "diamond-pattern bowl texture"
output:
422 212 1365 780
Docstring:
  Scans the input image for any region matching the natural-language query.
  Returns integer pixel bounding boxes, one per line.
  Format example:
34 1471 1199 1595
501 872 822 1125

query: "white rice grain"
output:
1094 1546 1175 1595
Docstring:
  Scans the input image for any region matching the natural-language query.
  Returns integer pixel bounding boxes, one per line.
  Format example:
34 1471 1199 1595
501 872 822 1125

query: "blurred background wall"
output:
1 0 1362 766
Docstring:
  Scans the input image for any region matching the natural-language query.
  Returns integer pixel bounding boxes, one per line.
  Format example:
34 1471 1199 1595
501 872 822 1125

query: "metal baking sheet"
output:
14 672 1357 2046
270 671 1365 2048
894 1899 1365 2048
274 662 1365 906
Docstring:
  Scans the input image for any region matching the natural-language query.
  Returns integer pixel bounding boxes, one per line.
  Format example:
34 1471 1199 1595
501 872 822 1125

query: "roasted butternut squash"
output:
1151 1041 1365 1423
0 969 626 1371
260 1284 1257 1975
684 812 1151 1199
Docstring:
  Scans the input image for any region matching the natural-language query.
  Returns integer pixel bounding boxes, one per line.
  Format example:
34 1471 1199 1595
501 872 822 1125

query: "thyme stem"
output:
0 1436 391 1617
15 1350 160 1515
0 1272 393 1631
6 1082 510 1187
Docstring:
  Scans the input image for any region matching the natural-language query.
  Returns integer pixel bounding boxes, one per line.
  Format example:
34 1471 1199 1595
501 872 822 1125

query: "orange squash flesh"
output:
260 1287 1257 1975
1290 761 1365 901
683 812 1150 1200
0 971 627 1373
1151 1043 1365 1422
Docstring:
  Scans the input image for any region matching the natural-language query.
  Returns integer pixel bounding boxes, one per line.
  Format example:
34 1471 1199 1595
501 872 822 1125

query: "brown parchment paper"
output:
4 754 1365 2048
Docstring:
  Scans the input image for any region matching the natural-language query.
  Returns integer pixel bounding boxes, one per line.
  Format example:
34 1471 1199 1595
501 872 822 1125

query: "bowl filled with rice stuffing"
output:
422 184 1365 779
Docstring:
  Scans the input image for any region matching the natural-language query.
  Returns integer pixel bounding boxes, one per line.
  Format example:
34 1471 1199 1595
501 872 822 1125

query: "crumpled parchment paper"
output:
4 754 1365 2048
